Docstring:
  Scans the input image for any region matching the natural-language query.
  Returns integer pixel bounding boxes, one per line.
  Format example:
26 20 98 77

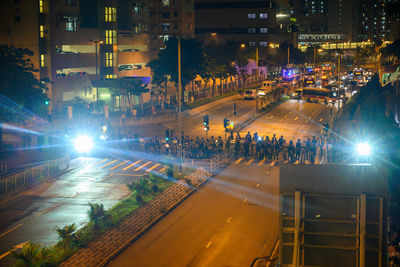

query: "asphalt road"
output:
122 94 258 138
0 98 331 266
107 101 333 267
0 155 170 266
108 163 279 267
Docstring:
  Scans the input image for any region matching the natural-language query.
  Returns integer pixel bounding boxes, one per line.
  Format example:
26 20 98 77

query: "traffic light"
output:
203 115 209 126
203 125 209 132
224 118 229 130
45 100 50 106
165 129 170 141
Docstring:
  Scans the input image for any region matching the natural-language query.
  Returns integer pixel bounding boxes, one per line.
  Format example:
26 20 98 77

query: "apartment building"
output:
0 0 151 112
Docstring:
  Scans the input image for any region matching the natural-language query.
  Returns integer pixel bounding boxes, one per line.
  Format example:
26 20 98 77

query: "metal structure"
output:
0 157 68 194
279 165 387 267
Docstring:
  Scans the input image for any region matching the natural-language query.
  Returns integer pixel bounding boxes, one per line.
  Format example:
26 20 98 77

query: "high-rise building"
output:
0 0 151 111
194 0 278 49
292 0 328 32
353 0 388 41
148 0 195 58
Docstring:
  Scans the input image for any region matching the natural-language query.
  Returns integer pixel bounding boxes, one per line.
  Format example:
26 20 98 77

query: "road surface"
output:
108 163 279 267
0 99 331 266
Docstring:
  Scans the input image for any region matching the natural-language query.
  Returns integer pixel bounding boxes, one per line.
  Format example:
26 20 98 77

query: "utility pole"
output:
90 39 103 107
337 51 341 110
287 45 290 67
256 47 259 114
178 38 183 171
314 46 316 66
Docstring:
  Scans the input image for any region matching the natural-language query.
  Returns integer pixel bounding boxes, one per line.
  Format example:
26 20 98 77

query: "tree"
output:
115 78 149 115
0 45 48 120
12 242 48 267
381 39 400 64
56 224 77 249
147 37 204 101
87 203 107 230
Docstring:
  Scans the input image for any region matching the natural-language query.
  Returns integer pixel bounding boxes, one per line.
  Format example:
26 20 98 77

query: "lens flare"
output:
73 135 94 153
356 142 371 156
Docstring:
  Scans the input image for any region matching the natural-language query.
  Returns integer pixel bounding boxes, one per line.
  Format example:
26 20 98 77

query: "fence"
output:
0 157 69 195
209 152 230 173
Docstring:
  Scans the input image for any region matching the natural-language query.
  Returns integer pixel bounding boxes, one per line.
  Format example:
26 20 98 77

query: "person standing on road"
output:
295 139 302 160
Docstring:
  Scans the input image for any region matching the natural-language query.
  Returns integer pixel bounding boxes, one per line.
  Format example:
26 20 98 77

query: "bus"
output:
301 87 337 103
261 80 277 91
303 74 316 87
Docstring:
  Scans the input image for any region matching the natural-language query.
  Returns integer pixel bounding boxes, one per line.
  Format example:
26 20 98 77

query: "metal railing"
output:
0 157 69 195
209 153 230 173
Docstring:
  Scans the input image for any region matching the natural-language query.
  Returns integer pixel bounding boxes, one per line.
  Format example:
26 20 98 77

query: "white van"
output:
261 80 277 92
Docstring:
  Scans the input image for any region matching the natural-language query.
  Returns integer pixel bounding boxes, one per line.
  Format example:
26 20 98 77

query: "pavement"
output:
108 162 279 267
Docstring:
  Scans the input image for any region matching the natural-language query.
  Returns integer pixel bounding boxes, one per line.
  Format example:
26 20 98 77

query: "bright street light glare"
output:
73 135 94 153
356 142 371 156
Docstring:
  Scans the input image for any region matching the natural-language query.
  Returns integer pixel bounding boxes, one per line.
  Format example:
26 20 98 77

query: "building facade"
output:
0 0 151 112
148 0 195 58
194 0 278 50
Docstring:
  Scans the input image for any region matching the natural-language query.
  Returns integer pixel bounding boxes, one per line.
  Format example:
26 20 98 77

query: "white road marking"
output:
294 116 298 121
99 159 118 169
284 114 289 118
205 242 212 248
146 163 160 172
0 242 28 260
243 198 247 203
226 217 232 223
110 160 129 170
91 158 108 167
134 161 152 171
159 166 167 173
246 159 254 165
0 224 23 239
258 160 265 166
122 160 141 171
256 183 260 187
319 118 323 122
37 202 62 217
270 161 275 167
235 158 244 164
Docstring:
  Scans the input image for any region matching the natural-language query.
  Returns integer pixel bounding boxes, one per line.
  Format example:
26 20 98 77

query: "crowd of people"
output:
114 130 335 164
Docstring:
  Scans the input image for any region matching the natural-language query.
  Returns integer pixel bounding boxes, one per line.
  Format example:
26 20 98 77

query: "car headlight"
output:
73 135 94 153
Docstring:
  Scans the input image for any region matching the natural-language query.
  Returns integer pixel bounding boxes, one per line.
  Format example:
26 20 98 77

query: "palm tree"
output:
12 241 48 267
56 224 77 249
87 203 107 230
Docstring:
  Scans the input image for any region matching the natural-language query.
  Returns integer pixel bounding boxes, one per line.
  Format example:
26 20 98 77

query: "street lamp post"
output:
256 47 259 114
90 39 103 106
178 38 183 172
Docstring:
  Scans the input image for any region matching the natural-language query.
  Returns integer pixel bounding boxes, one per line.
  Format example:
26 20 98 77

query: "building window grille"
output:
39 0 44 13
105 7 117 22
105 30 117 44
40 54 45 67
40 25 44 38
260 13 268 19
248 13 256 19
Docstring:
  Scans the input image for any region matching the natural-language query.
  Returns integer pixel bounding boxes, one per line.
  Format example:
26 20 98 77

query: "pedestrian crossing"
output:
233 157 315 166
90 158 168 174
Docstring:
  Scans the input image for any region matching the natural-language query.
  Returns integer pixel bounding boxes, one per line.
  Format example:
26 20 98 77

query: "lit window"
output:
105 30 117 44
105 52 115 67
260 41 268 47
249 41 256 46
39 0 44 13
185 23 192 30
248 28 256 33
260 28 268 33
248 13 256 19
106 74 117 79
162 0 170 6
40 54 45 67
65 0 76 6
260 13 268 19
40 25 44 38
161 23 170 31
65 16 78 31
105 7 117 22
